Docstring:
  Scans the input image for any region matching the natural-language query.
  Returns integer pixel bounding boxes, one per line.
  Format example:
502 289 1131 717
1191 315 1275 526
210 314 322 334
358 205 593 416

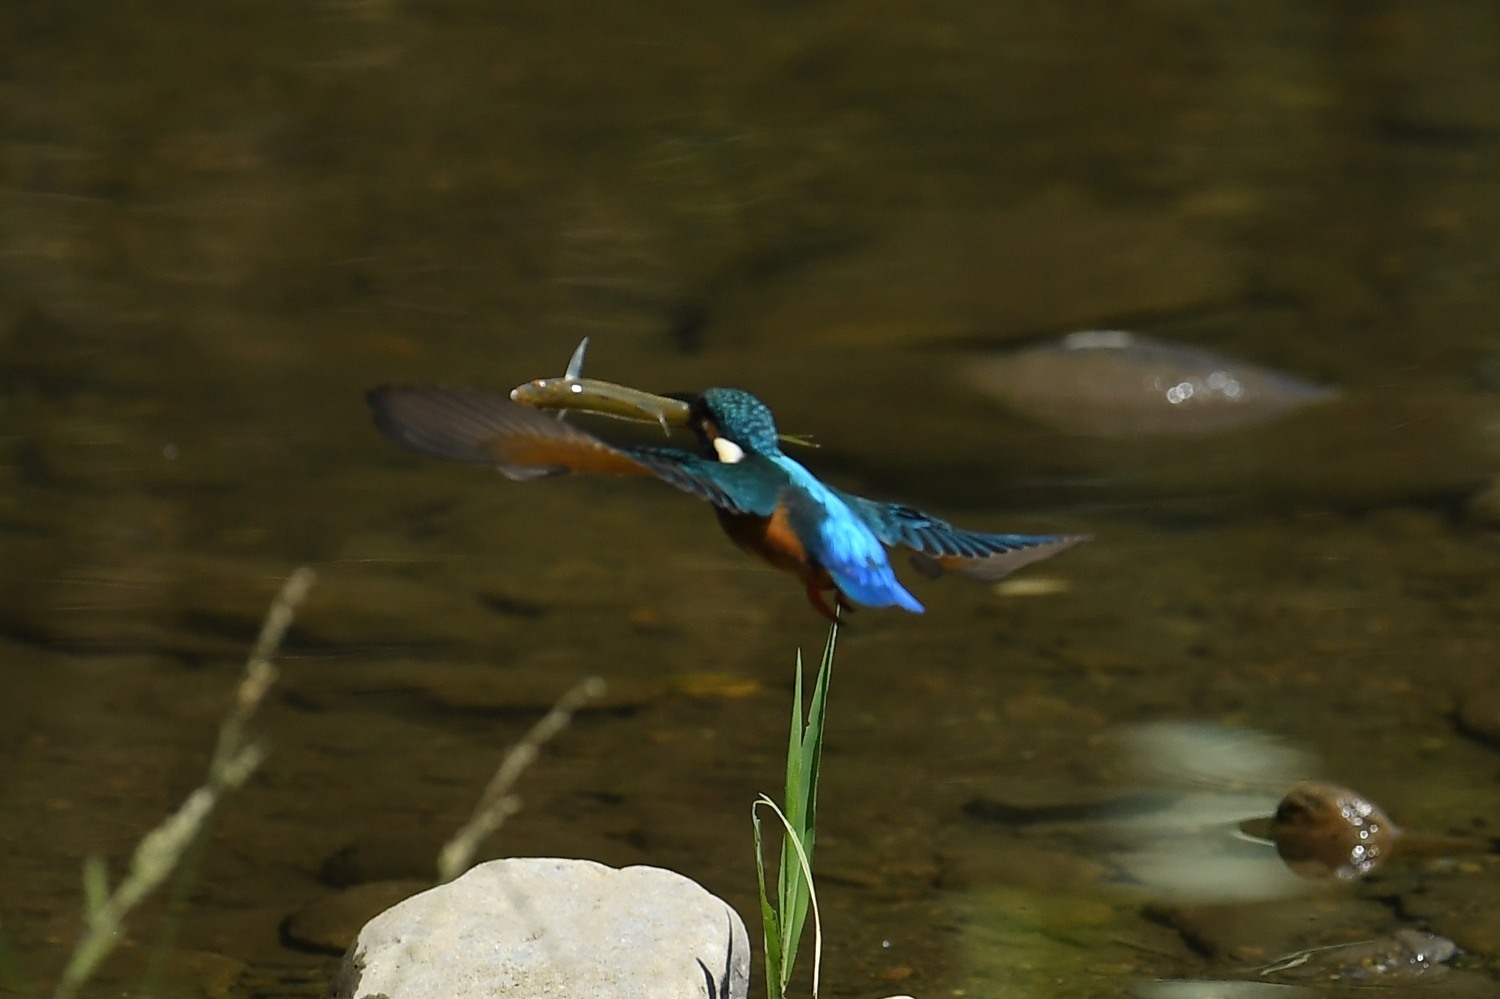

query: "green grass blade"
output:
798 621 836 857
776 650 806 986
780 620 835 984
751 802 782 997
755 620 839 999
783 651 804 822
756 795 826 999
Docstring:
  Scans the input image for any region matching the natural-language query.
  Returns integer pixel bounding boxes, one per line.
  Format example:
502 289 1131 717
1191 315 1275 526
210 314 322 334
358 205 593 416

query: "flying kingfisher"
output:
367 357 1086 619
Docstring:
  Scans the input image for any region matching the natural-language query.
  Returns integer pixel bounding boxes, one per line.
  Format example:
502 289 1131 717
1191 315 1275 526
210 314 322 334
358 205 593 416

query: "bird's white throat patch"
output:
712 437 746 464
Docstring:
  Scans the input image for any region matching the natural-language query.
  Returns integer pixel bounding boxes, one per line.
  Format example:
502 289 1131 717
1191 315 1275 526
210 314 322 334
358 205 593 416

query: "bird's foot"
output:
806 584 837 622
806 584 857 622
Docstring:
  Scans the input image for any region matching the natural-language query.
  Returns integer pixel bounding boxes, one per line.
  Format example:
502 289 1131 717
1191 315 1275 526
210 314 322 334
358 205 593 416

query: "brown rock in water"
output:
1241 782 1493 882
1257 783 1400 880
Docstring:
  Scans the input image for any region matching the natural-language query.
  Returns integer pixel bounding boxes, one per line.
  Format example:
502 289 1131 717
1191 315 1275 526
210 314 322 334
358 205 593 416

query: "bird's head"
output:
682 388 781 463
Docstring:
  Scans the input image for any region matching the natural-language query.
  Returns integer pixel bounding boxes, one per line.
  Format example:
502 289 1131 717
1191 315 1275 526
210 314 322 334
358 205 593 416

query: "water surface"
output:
2 2 1499 996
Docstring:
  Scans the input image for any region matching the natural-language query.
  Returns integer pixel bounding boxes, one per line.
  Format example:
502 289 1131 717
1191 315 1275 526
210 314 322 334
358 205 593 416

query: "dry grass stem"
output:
437 676 607 882
52 568 316 999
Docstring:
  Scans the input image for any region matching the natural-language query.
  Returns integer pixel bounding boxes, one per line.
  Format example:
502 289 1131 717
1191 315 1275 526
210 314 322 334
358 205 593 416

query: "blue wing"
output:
775 461 924 612
623 447 784 516
831 489 1088 582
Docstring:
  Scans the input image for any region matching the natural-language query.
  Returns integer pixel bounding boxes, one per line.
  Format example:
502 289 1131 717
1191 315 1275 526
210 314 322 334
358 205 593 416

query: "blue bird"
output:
367 383 1086 619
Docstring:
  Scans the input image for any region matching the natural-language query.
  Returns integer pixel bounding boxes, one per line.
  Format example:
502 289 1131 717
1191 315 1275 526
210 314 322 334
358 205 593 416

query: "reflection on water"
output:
2 1 1500 996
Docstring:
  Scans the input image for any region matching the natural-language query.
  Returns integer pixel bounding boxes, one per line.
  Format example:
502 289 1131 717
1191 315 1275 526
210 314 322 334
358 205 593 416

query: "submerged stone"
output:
1254 928 1457 982
967 330 1338 436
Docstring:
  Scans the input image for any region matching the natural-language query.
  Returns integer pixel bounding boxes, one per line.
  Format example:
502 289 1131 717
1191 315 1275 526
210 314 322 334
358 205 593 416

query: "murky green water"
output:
3 2 1499 996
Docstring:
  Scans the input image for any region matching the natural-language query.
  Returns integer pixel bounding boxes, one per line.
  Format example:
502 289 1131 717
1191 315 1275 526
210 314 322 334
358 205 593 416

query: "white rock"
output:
330 857 750 999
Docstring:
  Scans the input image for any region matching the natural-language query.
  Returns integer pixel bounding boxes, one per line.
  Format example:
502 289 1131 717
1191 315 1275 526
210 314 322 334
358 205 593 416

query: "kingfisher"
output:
368 369 1086 620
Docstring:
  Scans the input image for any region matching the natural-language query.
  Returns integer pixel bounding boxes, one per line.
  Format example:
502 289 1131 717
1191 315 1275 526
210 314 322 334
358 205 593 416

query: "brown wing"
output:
827 488 1089 583
368 384 655 480
907 536 1090 582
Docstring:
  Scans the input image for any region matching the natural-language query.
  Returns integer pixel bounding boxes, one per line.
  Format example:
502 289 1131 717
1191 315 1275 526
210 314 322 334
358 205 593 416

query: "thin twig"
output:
52 568 315 999
437 676 607 882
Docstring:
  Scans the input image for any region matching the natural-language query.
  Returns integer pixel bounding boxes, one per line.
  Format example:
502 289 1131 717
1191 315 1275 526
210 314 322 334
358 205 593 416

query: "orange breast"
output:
715 505 823 585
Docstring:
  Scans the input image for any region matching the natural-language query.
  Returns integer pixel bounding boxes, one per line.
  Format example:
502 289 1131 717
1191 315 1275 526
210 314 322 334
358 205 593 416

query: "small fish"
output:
509 337 690 434
510 338 817 448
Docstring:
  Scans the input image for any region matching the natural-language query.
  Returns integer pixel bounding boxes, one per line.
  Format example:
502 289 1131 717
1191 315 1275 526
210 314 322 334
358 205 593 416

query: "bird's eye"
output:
712 438 746 464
